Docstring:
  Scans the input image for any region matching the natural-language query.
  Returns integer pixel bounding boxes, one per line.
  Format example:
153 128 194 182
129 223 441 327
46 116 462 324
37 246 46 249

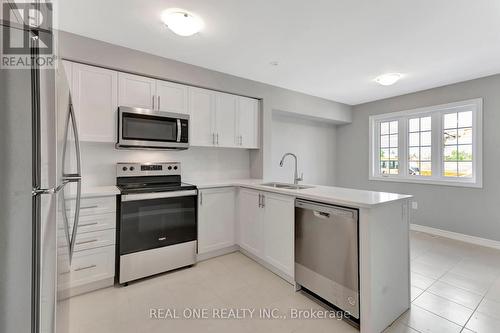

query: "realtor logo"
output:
1 1 55 68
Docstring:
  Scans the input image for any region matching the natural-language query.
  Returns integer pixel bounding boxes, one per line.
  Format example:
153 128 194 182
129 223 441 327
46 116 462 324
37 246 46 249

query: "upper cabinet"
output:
66 61 118 142
156 80 188 114
63 61 259 148
188 87 215 146
237 97 259 149
188 87 260 149
118 73 156 109
118 73 188 114
215 93 238 147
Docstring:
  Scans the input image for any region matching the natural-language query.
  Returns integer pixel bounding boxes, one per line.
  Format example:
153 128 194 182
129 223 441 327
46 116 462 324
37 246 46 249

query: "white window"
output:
369 99 482 188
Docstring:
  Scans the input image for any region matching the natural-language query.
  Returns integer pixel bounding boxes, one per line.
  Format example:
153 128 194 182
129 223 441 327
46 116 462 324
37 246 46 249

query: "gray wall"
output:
336 74 500 241
58 31 351 180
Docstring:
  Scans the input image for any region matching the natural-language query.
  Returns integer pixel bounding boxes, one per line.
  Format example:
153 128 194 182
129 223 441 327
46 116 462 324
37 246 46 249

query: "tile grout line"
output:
460 270 500 332
408 245 468 331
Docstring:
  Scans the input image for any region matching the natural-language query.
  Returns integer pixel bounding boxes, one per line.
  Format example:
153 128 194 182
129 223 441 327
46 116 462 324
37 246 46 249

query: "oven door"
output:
119 190 197 255
117 107 189 149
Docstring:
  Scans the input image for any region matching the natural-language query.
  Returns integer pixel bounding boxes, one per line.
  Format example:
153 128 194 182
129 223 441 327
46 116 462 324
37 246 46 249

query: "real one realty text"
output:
149 307 350 320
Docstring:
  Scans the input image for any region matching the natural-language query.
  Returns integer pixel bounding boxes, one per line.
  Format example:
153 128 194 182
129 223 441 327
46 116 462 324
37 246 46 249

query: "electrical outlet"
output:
411 201 418 210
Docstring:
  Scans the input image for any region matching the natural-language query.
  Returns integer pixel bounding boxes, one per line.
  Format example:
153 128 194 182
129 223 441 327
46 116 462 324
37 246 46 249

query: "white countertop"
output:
187 178 412 208
81 185 120 197
84 179 411 208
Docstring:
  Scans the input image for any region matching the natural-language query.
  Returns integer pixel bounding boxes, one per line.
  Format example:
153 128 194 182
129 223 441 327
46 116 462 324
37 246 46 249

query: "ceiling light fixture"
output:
374 73 402 86
161 9 204 37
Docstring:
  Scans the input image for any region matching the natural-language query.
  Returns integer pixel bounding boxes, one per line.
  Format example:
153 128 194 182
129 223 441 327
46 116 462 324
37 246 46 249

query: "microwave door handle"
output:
177 119 181 142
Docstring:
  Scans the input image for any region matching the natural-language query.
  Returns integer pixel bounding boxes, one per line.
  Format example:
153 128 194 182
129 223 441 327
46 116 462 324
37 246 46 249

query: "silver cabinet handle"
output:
75 239 98 246
80 205 98 210
79 222 98 227
216 133 219 145
212 133 215 145
152 95 155 110
200 192 203 206
74 264 96 272
240 135 243 146
158 237 167 241
258 194 262 208
158 95 161 110
261 194 265 208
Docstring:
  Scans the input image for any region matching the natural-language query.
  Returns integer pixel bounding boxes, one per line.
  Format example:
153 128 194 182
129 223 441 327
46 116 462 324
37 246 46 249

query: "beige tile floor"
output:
65 231 500 333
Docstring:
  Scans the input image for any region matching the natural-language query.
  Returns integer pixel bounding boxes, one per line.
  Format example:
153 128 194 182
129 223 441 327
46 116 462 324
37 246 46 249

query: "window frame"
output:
369 98 483 188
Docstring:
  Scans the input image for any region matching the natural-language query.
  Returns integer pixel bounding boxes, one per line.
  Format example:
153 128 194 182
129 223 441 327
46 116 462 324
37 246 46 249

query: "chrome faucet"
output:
279 153 303 185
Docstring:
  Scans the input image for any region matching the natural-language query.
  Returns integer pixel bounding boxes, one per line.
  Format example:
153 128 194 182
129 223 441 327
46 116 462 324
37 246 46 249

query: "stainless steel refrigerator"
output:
0 17 82 333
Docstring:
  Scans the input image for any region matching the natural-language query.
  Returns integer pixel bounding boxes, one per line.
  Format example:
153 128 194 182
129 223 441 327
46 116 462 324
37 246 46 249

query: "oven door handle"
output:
121 190 197 202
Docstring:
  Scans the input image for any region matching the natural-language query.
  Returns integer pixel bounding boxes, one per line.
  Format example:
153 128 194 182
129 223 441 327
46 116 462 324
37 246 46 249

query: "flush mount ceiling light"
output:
374 73 403 86
161 9 204 37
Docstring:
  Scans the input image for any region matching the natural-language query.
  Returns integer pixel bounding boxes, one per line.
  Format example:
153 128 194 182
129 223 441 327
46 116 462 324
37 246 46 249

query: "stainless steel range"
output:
116 162 197 284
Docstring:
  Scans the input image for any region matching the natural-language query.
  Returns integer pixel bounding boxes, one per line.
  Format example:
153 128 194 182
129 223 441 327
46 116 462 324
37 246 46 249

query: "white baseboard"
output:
410 224 500 250
196 245 239 262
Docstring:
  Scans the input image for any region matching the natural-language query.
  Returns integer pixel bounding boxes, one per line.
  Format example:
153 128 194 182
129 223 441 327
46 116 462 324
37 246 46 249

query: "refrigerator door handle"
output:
67 101 82 263
60 99 83 264
68 179 81 263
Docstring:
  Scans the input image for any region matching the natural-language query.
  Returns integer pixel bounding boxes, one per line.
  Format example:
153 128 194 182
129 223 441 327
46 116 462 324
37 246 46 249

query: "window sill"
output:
369 175 482 188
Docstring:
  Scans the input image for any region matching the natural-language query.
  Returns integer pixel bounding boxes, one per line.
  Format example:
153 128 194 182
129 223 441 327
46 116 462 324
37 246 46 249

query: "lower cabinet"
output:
58 246 115 291
238 188 295 278
238 188 264 257
58 195 117 297
262 192 295 277
198 187 236 254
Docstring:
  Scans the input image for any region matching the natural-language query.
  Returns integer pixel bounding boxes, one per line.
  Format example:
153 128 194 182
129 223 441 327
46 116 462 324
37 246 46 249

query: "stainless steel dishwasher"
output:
295 199 359 319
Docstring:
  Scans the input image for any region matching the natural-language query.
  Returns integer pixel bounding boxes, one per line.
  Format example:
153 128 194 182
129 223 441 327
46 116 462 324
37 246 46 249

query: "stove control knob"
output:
168 166 172 170
130 166 135 171
122 166 128 171
173 166 178 170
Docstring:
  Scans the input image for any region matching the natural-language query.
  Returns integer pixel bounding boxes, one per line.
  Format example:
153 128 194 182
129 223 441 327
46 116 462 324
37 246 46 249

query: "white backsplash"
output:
80 142 251 187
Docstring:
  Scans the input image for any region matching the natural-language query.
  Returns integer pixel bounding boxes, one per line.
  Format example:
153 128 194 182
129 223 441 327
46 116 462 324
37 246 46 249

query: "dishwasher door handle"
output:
313 211 330 219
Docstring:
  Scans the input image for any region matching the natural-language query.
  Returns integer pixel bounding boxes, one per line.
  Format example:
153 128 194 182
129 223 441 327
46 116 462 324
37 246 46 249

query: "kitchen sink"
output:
260 182 314 190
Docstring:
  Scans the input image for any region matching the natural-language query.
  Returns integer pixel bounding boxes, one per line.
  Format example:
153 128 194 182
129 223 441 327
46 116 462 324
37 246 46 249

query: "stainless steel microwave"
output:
116 106 189 150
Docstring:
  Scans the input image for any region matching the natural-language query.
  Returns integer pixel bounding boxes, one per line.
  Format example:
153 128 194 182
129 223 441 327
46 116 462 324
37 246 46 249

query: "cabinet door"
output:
198 188 236 254
237 97 259 148
262 192 295 277
214 92 238 147
156 80 188 114
238 188 263 257
71 62 118 142
188 87 215 146
118 73 156 109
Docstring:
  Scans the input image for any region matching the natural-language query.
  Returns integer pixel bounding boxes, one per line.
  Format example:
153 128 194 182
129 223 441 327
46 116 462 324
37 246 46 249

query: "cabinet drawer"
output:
65 196 116 217
58 229 115 252
58 246 115 289
59 213 116 233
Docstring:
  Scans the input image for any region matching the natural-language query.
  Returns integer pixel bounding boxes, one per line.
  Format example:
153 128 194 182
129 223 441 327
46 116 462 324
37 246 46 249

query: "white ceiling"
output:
57 0 500 105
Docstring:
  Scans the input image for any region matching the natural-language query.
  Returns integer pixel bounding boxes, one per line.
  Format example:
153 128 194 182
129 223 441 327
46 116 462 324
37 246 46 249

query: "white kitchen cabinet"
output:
238 188 294 277
70 62 118 142
188 87 216 146
198 187 236 254
237 97 259 148
262 192 294 277
59 195 117 297
63 61 259 149
238 188 264 257
118 72 156 109
118 73 189 114
215 92 238 147
155 80 188 114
